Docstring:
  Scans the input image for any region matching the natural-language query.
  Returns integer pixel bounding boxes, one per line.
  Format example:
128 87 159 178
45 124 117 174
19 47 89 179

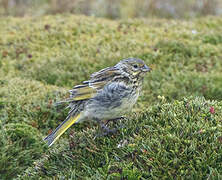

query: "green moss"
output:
203 33 222 45
19 97 222 179
0 15 222 179
0 123 46 179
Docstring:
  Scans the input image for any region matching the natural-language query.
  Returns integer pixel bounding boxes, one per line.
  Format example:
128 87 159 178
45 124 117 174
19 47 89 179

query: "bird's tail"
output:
44 113 81 147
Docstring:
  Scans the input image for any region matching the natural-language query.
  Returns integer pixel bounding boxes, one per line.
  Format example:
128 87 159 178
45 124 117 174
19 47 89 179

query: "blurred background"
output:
0 0 222 19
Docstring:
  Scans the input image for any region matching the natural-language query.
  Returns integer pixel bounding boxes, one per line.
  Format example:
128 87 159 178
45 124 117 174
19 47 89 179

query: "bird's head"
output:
115 58 151 80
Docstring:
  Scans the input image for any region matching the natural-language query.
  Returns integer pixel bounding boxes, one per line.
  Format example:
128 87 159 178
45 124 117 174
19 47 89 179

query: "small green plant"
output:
0 15 222 179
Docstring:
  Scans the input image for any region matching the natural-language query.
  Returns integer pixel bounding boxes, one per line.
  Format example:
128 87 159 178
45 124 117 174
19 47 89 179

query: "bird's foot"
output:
104 116 128 126
93 117 127 139
94 128 118 138
93 122 118 139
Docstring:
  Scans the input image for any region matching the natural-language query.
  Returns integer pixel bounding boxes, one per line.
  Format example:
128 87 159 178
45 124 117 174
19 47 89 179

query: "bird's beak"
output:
142 65 151 72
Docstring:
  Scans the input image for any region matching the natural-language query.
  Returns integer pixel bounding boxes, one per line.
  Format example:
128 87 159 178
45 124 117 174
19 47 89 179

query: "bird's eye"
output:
133 64 138 69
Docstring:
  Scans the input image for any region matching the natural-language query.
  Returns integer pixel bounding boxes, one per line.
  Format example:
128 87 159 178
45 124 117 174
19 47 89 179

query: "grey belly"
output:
81 83 139 121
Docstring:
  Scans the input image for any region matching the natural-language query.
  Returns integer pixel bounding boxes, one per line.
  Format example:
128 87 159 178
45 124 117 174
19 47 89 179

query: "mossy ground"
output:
0 15 222 179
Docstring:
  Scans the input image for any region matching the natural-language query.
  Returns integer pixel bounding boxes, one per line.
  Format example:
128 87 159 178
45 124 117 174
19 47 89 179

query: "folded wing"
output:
69 66 120 101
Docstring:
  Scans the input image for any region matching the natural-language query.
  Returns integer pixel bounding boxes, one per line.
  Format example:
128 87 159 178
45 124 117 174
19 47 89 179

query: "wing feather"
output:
70 66 120 101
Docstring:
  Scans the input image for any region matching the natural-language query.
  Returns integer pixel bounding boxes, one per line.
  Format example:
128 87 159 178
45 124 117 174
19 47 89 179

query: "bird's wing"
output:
69 67 120 101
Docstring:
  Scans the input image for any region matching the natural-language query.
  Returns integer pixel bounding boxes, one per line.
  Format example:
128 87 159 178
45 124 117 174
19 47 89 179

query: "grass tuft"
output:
0 15 222 178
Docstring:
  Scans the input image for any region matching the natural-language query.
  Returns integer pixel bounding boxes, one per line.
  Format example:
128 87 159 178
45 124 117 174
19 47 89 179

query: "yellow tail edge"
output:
44 113 81 147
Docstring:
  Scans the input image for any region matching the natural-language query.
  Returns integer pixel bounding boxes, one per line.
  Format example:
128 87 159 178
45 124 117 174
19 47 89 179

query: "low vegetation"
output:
0 15 222 179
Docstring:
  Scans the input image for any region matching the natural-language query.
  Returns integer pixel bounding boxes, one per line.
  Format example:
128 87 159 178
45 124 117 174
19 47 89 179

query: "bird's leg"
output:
101 124 117 135
94 117 129 138
97 117 129 137
94 118 118 136
104 116 128 126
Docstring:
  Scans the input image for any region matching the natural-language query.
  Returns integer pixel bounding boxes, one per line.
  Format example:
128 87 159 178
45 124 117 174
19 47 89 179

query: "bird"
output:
44 58 151 147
